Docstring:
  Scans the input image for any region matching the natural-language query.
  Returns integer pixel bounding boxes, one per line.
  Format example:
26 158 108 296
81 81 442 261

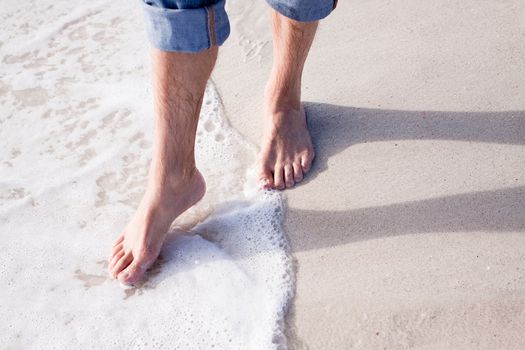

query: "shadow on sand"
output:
283 104 525 349
285 104 525 253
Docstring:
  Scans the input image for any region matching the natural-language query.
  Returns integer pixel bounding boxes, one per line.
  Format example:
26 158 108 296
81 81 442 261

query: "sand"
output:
215 0 525 348
2 0 524 348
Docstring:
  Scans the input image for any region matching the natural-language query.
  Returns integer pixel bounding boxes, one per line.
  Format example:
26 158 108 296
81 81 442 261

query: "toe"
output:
273 165 285 190
118 261 145 285
109 250 125 271
293 161 304 183
284 164 295 188
113 234 125 246
110 243 123 257
111 252 133 278
258 166 274 189
301 152 315 173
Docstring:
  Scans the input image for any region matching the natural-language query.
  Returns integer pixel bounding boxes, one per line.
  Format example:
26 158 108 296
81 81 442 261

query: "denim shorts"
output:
142 0 338 52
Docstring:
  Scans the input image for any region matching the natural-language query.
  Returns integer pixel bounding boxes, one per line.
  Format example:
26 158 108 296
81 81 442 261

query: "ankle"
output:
264 76 302 112
148 161 198 191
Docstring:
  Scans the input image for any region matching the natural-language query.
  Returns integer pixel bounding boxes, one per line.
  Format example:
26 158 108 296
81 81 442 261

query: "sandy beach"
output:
2 0 525 348
216 0 525 348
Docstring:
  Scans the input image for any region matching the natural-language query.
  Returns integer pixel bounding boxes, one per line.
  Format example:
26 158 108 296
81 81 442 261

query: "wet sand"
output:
0 1 291 347
214 0 525 348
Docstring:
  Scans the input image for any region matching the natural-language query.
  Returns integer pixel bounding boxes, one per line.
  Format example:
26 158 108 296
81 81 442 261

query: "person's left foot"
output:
108 167 206 285
259 94 315 190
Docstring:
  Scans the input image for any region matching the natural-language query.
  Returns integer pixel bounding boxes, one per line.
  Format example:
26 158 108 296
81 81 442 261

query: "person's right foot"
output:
259 104 315 190
108 167 206 285
258 81 315 190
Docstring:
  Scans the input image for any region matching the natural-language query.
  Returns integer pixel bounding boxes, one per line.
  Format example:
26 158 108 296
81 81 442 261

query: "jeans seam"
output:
205 6 216 47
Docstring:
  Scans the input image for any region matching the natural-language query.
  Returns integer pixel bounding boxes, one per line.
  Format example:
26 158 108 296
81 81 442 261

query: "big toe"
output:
273 165 285 190
118 260 146 285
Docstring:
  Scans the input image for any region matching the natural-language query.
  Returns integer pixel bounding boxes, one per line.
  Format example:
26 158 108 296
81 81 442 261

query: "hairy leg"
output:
259 11 318 189
108 47 217 285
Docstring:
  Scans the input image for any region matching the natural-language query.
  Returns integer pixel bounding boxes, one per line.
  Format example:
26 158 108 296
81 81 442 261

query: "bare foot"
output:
259 100 315 190
108 168 206 285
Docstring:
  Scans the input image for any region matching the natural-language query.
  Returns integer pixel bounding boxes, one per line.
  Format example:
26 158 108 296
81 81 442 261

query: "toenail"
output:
119 281 134 289
259 178 270 189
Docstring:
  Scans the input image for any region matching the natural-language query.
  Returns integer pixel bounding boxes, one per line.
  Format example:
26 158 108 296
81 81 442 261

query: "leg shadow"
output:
304 104 525 185
286 186 525 252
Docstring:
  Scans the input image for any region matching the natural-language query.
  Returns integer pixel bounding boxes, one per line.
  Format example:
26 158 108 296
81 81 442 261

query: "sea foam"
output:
0 1 293 348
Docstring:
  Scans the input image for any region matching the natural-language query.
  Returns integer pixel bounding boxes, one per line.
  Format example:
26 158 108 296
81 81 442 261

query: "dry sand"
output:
214 0 525 348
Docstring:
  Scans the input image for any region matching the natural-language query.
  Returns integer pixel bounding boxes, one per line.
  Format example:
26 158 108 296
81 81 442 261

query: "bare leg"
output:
108 47 217 285
259 11 317 190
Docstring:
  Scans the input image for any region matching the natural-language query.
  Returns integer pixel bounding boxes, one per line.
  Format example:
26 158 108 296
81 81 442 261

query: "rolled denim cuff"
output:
265 0 336 22
142 0 230 53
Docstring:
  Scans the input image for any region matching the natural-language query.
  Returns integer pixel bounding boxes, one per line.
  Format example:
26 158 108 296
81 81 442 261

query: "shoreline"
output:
215 0 525 348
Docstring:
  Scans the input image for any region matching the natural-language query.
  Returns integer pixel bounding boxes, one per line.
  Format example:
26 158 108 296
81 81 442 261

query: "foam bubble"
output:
0 1 293 349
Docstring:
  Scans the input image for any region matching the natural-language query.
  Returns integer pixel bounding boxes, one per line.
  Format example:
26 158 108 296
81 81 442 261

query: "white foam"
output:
0 1 293 349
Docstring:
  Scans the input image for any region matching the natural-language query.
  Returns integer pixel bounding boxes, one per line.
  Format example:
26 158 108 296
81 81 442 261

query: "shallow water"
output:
0 1 293 348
